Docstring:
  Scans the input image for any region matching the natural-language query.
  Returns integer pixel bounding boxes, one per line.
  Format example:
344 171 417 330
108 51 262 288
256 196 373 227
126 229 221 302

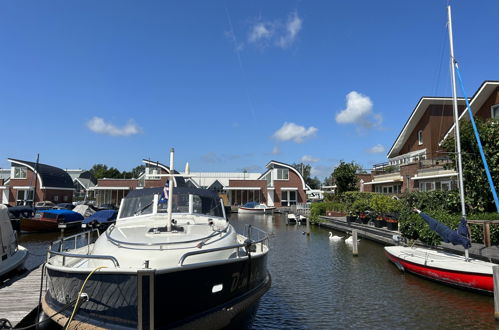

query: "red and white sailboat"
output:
385 5 498 294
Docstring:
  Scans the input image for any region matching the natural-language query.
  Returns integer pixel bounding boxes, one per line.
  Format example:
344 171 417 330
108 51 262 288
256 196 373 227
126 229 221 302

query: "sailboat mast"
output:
447 5 466 218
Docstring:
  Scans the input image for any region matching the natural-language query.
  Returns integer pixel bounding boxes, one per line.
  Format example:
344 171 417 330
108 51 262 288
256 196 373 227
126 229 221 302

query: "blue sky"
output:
1 1 499 180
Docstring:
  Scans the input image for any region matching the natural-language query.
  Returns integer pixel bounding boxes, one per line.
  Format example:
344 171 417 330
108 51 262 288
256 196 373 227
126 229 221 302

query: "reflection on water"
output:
230 213 495 329
17 213 495 329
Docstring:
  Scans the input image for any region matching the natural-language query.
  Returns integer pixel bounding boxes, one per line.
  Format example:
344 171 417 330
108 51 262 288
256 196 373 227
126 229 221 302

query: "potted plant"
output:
351 198 370 224
385 216 398 231
370 195 391 228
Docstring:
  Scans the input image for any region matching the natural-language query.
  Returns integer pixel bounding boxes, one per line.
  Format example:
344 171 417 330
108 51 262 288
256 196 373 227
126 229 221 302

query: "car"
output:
35 201 56 208
55 203 75 210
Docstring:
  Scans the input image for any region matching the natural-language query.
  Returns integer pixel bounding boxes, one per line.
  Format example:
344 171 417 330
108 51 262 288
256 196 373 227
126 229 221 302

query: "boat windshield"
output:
119 188 224 219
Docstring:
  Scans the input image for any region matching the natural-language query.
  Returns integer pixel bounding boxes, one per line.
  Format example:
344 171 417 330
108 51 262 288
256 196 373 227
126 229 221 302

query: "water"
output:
17 214 496 329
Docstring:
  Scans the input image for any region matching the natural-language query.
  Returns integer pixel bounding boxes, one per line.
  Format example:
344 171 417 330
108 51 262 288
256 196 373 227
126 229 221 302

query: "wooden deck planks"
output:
0 266 45 326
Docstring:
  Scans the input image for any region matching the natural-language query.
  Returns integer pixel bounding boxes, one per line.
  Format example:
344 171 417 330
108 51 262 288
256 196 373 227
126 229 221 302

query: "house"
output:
5 158 74 206
364 80 499 194
66 169 97 201
227 160 307 207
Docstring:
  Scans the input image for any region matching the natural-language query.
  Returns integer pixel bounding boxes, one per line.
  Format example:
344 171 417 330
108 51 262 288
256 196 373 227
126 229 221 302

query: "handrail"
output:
47 250 120 267
178 243 244 266
105 223 230 247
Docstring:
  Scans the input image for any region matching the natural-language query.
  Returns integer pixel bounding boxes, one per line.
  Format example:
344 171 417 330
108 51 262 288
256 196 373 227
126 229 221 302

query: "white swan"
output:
329 232 342 241
344 235 360 245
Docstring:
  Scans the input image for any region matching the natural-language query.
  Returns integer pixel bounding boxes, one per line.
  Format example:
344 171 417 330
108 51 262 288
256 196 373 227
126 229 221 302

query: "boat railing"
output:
179 224 269 266
46 229 121 267
104 223 231 248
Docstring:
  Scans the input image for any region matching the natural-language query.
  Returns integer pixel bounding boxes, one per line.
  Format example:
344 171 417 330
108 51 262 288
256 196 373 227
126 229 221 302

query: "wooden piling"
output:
494 265 499 320
352 230 358 256
306 216 310 236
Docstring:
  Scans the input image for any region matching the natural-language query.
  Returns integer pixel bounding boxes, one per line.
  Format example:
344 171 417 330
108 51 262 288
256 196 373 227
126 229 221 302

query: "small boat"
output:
0 205 28 278
42 149 270 329
298 215 307 225
81 209 118 230
238 201 276 214
287 213 297 225
20 209 84 232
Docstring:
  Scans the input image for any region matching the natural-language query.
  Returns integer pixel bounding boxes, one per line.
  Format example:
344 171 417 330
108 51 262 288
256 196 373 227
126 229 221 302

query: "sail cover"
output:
419 212 471 249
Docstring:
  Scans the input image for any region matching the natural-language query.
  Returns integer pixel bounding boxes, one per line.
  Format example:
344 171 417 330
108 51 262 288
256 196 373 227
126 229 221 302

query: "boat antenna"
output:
447 5 469 260
33 154 39 206
166 148 174 231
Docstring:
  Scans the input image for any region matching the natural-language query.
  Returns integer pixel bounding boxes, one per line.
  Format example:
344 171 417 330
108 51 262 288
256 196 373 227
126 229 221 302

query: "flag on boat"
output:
159 181 169 204
419 212 471 249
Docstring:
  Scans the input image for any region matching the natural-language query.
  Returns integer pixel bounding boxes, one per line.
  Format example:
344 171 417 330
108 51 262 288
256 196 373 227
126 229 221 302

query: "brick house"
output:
5 158 74 206
363 80 499 194
227 160 307 207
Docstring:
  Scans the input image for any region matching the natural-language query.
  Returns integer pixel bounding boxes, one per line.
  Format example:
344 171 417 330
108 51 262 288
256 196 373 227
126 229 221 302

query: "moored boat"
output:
20 209 84 232
0 205 28 278
238 201 275 214
42 150 270 329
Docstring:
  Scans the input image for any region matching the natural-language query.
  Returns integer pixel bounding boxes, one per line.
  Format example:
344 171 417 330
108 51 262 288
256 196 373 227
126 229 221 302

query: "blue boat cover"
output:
42 209 84 222
83 210 118 224
242 201 259 208
419 212 471 249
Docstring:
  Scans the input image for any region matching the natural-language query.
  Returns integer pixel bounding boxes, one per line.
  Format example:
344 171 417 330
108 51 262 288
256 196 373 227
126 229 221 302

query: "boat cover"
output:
73 204 96 217
242 202 259 208
83 210 118 224
419 212 471 249
40 210 84 222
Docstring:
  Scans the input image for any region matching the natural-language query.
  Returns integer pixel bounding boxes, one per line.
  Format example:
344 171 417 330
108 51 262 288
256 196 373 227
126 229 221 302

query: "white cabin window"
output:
13 167 27 179
418 130 423 145
492 105 499 119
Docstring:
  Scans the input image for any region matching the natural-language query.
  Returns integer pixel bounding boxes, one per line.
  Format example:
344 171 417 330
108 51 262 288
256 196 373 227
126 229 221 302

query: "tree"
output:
330 161 362 194
89 164 109 180
442 119 499 213
291 163 321 189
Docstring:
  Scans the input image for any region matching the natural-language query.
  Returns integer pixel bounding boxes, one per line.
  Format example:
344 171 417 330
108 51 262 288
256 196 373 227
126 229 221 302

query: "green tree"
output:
291 163 321 189
89 164 109 180
441 119 499 213
331 161 362 194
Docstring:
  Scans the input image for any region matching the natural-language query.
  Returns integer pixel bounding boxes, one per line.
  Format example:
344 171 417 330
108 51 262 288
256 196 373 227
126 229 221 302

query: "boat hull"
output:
0 245 28 278
238 207 275 214
384 246 494 294
43 253 269 329
19 218 81 232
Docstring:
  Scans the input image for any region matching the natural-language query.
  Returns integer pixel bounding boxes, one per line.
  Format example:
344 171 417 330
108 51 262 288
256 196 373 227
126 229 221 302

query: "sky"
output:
1 0 499 180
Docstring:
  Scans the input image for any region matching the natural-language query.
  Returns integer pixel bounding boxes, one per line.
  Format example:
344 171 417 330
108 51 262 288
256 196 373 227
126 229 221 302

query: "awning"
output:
280 187 298 191
363 179 402 185
0 186 7 190
12 186 34 190
90 187 131 190
224 187 262 190
412 173 457 180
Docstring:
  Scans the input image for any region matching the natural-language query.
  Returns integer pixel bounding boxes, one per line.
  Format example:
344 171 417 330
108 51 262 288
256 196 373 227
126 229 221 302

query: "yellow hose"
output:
64 266 108 329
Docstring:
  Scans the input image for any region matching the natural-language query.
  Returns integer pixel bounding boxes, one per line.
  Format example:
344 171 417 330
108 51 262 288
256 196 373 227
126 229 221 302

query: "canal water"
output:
17 213 496 329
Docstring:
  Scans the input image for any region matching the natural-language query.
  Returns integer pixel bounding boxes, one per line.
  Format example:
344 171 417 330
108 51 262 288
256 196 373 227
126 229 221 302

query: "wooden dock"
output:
0 265 45 327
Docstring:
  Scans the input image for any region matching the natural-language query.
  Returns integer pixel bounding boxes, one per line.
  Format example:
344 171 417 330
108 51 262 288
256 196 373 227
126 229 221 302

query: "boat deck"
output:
0 265 45 327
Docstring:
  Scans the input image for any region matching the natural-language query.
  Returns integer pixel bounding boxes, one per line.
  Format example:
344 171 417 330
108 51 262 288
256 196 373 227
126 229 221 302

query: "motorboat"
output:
0 205 28 278
81 209 118 230
238 201 276 214
20 209 84 232
287 213 297 225
42 151 270 329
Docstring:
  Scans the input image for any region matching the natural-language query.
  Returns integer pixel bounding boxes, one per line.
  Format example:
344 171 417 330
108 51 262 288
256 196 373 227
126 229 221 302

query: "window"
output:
281 190 297 206
419 182 435 192
63 195 69 202
13 167 27 179
146 166 160 180
276 168 289 180
492 105 499 119
54 195 59 202
262 172 272 187
418 130 423 145
16 190 34 206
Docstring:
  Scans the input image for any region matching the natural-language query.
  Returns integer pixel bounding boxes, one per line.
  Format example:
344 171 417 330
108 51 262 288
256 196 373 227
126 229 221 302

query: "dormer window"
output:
276 168 289 180
418 130 423 145
145 166 160 180
13 166 27 179
492 104 499 119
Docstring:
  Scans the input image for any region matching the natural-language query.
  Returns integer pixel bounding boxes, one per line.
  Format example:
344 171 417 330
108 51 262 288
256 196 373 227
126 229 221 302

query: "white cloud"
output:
272 146 281 155
335 91 382 129
272 122 318 143
301 155 319 163
87 117 141 136
247 11 302 49
311 165 334 179
367 144 386 154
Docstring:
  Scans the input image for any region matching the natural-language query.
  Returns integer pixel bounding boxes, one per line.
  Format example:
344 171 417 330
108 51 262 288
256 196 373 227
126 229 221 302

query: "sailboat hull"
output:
385 246 494 294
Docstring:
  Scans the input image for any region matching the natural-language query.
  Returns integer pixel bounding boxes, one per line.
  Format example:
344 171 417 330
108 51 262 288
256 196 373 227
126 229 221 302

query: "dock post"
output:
352 230 358 256
306 216 310 236
494 265 499 320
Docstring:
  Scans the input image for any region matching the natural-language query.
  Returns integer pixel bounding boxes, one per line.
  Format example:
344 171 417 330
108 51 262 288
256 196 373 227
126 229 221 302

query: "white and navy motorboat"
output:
42 150 270 329
0 205 28 278
238 202 276 214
